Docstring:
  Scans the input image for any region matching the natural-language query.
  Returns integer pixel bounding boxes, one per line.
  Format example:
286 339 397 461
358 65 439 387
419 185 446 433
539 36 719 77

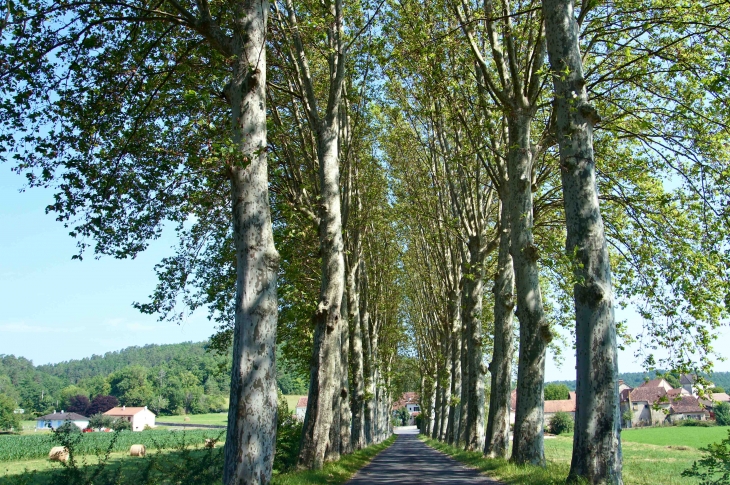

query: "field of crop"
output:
0 429 225 462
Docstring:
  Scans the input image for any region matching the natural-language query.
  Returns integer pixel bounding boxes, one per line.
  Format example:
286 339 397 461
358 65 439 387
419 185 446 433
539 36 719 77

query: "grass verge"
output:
422 434 705 485
422 436 571 485
272 434 397 485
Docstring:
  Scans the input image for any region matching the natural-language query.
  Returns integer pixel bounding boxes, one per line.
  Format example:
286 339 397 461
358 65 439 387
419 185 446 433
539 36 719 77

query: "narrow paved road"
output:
346 427 503 484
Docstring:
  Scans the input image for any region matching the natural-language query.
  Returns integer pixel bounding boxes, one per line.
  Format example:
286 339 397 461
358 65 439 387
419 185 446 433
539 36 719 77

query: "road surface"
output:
346 426 503 484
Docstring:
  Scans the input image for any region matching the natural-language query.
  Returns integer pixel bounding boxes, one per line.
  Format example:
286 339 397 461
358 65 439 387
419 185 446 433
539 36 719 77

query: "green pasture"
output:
621 425 730 449
423 426 730 485
156 413 228 426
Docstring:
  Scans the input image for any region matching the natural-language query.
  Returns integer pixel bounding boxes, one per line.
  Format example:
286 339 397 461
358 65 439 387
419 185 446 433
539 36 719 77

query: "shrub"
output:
678 418 715 427
273 390 302 474
88 413 116 430
56 421 82 434
715 402 730 426
547 411 574 435
112 418 132 431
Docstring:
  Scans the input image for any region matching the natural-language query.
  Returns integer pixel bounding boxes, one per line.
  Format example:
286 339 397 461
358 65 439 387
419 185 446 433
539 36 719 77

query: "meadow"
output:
423 426 730 485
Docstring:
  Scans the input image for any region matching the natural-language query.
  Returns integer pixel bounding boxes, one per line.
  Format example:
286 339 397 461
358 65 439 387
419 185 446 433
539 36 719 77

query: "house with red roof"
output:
295 396 308 421
392 392 421 425
509 390 576 426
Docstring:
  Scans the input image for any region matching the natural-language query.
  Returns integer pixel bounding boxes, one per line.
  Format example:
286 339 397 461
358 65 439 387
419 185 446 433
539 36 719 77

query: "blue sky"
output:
1 164 728 381
0 167 215 365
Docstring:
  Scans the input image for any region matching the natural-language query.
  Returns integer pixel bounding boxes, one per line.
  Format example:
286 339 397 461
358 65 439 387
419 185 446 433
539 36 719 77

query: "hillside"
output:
548 371 730 391
0 341 308 417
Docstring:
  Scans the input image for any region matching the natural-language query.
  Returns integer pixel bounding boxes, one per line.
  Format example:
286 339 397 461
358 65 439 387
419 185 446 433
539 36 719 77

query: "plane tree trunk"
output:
223 1 280 483
543 0 623 482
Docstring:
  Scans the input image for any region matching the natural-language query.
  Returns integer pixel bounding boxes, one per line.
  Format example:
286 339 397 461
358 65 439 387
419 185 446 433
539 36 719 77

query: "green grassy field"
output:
154 395 304 427
284 395 305 414
423 426 724 485
157 413 228 426
621 425 730 448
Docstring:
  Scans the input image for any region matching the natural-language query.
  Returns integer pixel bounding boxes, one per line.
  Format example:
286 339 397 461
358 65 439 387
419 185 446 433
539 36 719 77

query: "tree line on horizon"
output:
1 0 729 483
0 342 308 417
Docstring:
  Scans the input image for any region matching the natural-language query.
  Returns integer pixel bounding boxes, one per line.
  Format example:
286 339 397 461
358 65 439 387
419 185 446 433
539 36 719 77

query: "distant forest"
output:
548 371 730 391
0 342 308 417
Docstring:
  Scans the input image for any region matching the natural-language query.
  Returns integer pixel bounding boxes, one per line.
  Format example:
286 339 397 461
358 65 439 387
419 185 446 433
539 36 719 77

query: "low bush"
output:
677 419 716 427
547 411 574 435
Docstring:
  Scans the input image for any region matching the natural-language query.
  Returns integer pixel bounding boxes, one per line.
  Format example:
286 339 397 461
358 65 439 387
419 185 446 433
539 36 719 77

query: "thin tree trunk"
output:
447 290 461 445
484 200 515 459
361 272 375 445
458 306 469 446
432 371 443 440
543 1 622 482
439 331 452 441
427 369 437 436
464 236 486 451
223 2 279 482
348 257 365 450
508 112 548 467
340 301 352 455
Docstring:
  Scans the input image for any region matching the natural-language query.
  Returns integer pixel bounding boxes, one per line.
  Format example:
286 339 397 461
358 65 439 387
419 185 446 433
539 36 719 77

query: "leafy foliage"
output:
544 384 570 401
716 403 730 427
0 394 20 431
683 429 730 485
547 412 574 435
0 342 307 417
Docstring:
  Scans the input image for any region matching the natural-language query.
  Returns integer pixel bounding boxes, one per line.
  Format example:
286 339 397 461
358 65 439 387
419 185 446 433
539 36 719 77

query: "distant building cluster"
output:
619 374 727 427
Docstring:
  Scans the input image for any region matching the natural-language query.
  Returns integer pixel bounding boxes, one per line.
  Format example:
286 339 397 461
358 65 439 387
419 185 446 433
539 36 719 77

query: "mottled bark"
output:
439 333 452 441
458 309 469 445
447 290 462 445
426 371 437 436
484 201 515 459
463 236 486 451
432 374 442 440
543 1 622 482
348 257 365 450
360 271 376 445
223 1 279 483
508 112 547 467
298 116 346 469
339 302 352 455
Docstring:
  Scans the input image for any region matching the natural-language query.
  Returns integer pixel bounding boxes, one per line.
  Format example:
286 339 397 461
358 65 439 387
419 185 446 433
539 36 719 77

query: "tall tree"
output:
0 0 279 480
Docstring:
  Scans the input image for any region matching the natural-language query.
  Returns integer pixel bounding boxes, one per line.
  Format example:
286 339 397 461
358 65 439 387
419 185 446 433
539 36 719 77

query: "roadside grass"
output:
423 434 705 485
272 434 396 485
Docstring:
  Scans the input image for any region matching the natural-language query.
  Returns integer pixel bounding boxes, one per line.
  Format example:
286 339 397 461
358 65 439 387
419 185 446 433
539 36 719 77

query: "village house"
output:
295 397 308 421
619 375 713 427
392 392 420 425
36 411 89 430
509 390 577 426
103 406 156 431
